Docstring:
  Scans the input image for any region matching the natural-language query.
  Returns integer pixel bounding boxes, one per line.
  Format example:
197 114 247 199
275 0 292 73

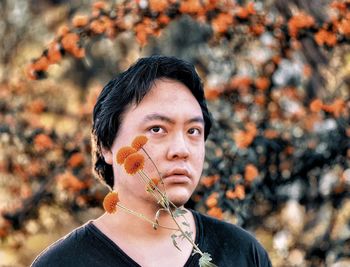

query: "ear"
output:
101 146 113 165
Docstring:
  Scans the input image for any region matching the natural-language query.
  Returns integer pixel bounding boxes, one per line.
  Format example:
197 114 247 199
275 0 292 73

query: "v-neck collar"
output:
87 209 203 267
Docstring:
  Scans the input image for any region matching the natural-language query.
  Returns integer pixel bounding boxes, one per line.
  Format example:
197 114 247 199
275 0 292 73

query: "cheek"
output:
196 144 205 161
192 146 205 170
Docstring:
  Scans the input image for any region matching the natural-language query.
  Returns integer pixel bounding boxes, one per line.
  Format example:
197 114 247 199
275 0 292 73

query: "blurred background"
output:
0 0 349 266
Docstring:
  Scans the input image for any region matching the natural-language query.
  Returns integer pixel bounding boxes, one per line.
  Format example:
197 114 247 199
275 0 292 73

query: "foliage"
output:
0 0 350 266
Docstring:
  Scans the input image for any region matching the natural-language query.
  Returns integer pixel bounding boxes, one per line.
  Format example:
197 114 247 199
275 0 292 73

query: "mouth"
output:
163 168 191 183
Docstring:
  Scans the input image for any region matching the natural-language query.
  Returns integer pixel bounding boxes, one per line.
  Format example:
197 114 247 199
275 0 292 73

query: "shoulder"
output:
194 210 258 244
193 210 272 267
31 222 92 267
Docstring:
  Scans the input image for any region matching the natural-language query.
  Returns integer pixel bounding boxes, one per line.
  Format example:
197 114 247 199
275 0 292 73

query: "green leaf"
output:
199 252 218 267
171 234 182 251
182 221 190 227
173 208 187 217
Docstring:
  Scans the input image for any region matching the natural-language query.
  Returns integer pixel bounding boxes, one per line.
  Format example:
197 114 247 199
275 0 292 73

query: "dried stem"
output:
116 203 178 231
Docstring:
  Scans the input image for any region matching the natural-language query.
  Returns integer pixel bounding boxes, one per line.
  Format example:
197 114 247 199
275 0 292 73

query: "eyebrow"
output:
143 113 204 125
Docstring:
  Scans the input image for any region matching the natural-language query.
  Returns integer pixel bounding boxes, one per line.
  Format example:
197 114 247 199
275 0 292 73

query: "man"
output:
31 56 272 267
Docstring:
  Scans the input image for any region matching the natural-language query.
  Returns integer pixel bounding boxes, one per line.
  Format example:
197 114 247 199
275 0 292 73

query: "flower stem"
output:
116 203 178 231
169 209 204 257
138 172 161 203
141 147 163 180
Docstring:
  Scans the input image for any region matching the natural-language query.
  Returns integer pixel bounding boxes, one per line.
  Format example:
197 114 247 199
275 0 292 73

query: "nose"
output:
166 132 190 161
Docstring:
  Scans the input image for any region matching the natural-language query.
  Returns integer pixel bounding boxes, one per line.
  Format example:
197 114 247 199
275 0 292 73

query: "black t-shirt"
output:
31 210 272 267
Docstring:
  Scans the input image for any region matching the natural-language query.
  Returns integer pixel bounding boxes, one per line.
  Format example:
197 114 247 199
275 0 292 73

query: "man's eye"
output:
149 126 165 134
188 128 201 135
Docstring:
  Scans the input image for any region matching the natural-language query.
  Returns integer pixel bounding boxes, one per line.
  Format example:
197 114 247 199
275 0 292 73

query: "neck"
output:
95 190 193 240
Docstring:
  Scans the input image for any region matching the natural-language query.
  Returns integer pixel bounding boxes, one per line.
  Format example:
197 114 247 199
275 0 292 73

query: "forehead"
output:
127 78 203 119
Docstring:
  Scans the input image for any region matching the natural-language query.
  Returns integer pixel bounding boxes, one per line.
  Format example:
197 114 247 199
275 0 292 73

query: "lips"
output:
163 168 191 183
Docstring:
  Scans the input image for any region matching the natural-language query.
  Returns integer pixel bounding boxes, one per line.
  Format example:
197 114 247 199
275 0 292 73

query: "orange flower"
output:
61 32 79 50
204 87 221 100
255 94 266 106
250 24 265 35
314 29 337 47
116 146 137 164
34 133 53 151
226 185 245 200
134 18 155 46
124 153 145 175
0 221 11 238
205 192 219 208
57 24 70 37
226 189 236 199
246 2 256 15
264 129 279 139
339 18 350 36
236 2 255 19
146 178 160 191
68 152 85 168
72 15 89 28
47 42 62 64
56 172 86 193
233 123 257 149
61 33 85 58
179 0 202 14
90 19 106 34
323 99 345 117
92 1 107 10
303 65 312 77
212 13 234 34
234 131 252 149
72 47 86 58
230 76 251 91
28 99 46 114
33 56 49 71
272 55 281 65
149 0 168 13
288 13 315 38
255 77 270 91
235 185 245 200
207 207 223 220
330 1 347 12
245 164 259 183
131 135 148 151
310 99 323 112
158 15 170 25
103 191 119 214
200 175 220 188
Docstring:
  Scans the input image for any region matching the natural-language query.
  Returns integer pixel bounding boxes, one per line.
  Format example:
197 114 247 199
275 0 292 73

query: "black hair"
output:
92 55 212 188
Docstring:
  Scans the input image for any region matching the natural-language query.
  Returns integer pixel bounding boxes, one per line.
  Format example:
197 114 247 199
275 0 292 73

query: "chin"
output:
165 187 192 207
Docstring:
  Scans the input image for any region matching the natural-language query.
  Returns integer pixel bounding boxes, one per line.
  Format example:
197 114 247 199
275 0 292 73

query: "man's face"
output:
104 78 205 207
